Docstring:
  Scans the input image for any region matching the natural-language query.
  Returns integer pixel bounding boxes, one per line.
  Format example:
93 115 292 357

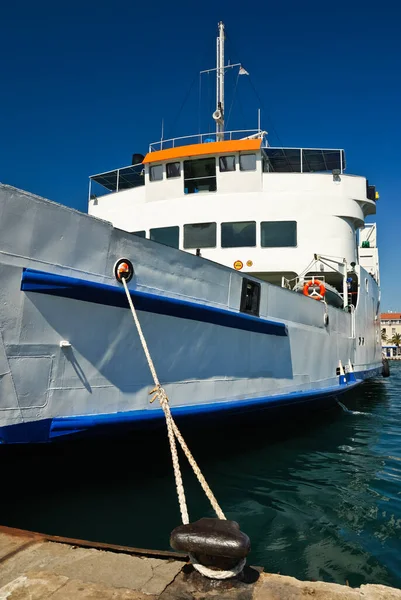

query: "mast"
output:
201 22 243 139
215 21 225 140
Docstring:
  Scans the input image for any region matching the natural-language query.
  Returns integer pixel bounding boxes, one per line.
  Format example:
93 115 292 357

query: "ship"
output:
0 22 383 443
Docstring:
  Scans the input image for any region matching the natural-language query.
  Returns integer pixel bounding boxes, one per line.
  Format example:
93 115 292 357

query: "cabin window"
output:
184 222 216 248
149 164 163 181
132 230 146 238
239 154 256 171
184 157 216 194
261 221 297 247
166 162 181 178
219 155 236 172
240 278 261 316
221 221 256 248
150 226 179 248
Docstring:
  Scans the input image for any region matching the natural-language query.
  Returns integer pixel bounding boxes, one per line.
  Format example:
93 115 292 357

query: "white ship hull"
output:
0 186 382 444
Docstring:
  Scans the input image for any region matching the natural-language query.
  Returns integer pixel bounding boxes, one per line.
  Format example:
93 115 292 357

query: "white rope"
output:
121 277 225 523
189 554 246 580
122 276 250 578
121 277 248 578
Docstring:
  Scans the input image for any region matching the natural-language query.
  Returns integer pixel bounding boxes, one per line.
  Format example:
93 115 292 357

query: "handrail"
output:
88 163 145 199
89 162 144 180
149 129 265 152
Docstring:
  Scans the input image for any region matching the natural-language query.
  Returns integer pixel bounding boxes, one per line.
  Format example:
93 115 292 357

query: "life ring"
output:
303 280 326 300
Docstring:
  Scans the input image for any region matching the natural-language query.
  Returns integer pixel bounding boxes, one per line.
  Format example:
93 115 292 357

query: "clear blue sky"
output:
1 0 400 309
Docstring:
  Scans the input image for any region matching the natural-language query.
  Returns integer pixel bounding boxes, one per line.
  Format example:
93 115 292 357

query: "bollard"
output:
170 518 250 577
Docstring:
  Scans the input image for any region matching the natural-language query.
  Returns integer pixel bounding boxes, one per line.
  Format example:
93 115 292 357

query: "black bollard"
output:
170 518 250 574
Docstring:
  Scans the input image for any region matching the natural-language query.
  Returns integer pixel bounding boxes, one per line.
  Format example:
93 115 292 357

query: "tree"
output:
381 328 387 342
390 332 401 348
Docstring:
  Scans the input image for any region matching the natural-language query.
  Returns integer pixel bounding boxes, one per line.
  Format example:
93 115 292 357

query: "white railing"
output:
281 275 327 291
89 162 145 199
149 129 267 152
262 148 345 174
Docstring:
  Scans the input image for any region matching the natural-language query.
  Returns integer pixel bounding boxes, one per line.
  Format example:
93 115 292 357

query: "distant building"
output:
381 312 401 358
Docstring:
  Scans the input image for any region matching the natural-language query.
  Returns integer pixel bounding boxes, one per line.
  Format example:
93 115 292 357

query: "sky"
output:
1 0 400 309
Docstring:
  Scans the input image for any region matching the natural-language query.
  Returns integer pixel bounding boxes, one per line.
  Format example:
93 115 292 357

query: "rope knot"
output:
149 385 169 406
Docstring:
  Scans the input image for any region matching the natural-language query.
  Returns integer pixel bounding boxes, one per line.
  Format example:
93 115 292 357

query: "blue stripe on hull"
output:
0 367 382 444
21 268 288 337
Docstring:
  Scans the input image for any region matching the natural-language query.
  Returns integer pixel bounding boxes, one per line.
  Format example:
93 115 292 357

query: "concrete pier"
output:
0 526 400 599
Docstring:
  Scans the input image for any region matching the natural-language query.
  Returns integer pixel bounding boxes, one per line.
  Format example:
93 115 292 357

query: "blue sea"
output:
2 364 400 588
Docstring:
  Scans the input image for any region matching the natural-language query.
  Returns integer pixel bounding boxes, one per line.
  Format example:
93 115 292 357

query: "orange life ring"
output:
303 280 326 300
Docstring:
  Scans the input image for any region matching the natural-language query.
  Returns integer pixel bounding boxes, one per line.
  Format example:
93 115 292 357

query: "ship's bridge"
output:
89 129 266 197
88 131 378 289
89 129 369 201
89 131 377 221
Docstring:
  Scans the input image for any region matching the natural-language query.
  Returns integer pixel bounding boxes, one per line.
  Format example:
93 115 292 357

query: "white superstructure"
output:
89 145 376 289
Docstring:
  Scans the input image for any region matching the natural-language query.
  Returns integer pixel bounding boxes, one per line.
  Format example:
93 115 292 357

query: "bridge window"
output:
184 222 216 248
150 226 179 248
261 221 297 247
219 155 236 172
149 164 163 181
184 157 216 194
239 154 256 171
132 230 146 238
221 221 256 248
166 162 181 178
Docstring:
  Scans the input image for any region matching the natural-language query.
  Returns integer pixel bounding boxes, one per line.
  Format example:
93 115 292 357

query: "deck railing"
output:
149 129 267 152
89 163 144 198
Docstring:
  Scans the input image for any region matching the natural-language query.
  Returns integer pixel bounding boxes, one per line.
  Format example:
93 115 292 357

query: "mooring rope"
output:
122 277 248 578
121 277 226 523
121 276 249 578
121 277 252 579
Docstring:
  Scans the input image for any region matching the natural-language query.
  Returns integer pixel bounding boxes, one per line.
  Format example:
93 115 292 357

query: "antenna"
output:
200 23 242 138
216 21 225 140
